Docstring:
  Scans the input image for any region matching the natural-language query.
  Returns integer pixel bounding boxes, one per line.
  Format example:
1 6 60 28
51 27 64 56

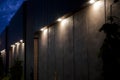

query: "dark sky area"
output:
0 0 24 34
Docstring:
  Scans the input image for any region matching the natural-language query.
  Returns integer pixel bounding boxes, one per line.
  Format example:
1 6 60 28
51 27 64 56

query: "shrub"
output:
0 54 4 79
10 59 23 80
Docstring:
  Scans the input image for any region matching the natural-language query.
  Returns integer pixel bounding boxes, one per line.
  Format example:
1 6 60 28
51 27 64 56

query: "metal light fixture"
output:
1 49 6 53
15 42 20 45
57 18 63 22
20 40 23 43
40 27 47 31
11 45 15 47
89 0 96 4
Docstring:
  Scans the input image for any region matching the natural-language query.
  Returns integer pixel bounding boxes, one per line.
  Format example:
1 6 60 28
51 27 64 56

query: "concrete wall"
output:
37 1 120 80
0 0 120 80
0 30 6 51
9 42 25 67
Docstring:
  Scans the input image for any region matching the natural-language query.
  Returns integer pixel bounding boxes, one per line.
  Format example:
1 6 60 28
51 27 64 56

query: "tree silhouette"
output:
99 22 120 80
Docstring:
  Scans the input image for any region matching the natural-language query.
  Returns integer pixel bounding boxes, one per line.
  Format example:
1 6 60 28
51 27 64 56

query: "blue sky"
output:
0 0 24 34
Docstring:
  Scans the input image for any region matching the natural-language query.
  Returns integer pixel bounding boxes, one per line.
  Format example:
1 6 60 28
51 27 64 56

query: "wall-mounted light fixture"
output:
57 18 63 22
89 0 96 4
1 49 6 54
15 42 20 46
20 40 23 43
40 27 47 31
10 39 24 48
11 45 15 48
0 49 6 56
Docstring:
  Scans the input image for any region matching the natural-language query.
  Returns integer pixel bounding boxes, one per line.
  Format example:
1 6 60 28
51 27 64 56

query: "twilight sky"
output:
0 0 24 34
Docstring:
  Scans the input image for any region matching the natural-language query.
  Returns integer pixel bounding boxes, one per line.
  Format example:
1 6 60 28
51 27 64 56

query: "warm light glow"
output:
22 43 25 47
93 1 103 10
41 28 44 31
57 18 63 22
15 42 20 46
11 45 15 48
61 19 68 26
22 43 25 53
43 28 48 34
20 40 23 43
89 0 96 4
40 27 47 31
1 49 6 54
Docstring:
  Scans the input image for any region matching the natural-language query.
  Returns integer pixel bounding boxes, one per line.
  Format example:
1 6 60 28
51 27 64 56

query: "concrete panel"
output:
9 48 12 68
54 23 64 80
74 9 88 80
39 30 48 80
62 17 74 80
20 43 25 63
112 2 120 18
14 45 17 60
47 26 56 80
54 16 74 80
86 3 105 80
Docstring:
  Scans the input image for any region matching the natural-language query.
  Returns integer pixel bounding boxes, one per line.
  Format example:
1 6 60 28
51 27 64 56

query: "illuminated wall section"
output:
37 0 107 80
39 28 48 80
10 40 25 67
1 49 6 71
38 16 74 80
56 17 74 80
85 1 105 80
10 46 13 66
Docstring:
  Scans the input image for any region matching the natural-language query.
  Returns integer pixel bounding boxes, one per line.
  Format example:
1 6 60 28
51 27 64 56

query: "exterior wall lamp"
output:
57 18 63 22
11 39 23 48
1 49 6 54
89 0 96 4
11 45 15 48
40 26 47 31
20 40 23 43
15 42 20 46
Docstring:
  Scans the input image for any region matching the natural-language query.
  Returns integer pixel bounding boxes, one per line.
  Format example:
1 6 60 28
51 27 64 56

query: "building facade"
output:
0 0 120 80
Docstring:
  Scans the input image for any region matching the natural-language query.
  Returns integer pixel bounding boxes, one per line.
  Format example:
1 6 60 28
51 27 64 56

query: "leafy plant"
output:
2 75 10 80
0 54 4 79
99 23 120 80
10 59 23 80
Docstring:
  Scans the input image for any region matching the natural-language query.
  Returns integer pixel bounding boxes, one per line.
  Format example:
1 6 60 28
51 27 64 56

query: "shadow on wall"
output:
99 17 120 80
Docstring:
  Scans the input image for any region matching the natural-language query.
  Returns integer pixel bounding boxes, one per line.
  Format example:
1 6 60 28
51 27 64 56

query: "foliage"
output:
1 75 10 80
0 54 4 79
99 23 120 80
10 59 23 80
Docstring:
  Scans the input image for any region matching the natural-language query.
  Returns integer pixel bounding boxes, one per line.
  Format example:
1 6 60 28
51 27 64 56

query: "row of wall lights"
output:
40 0 99 31
0 39 23 54
11 39 23 48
